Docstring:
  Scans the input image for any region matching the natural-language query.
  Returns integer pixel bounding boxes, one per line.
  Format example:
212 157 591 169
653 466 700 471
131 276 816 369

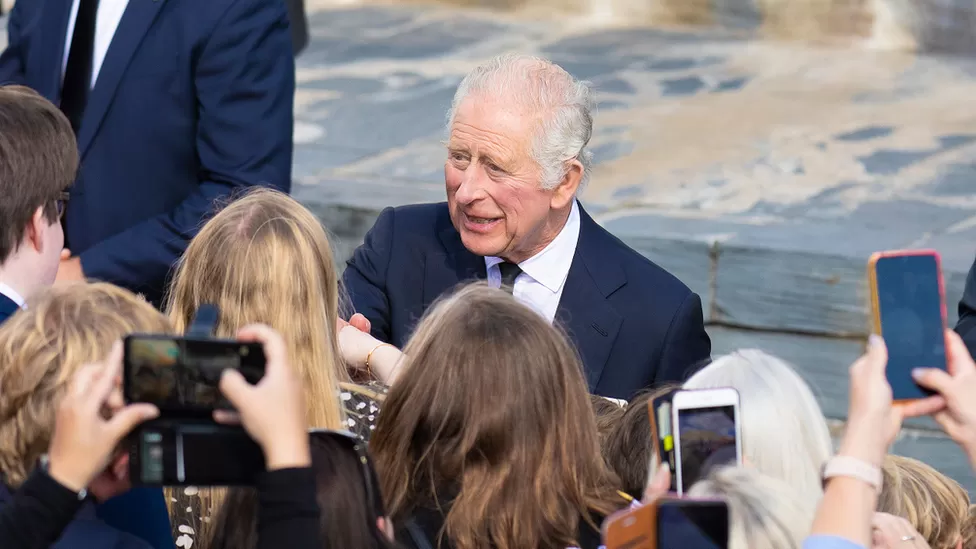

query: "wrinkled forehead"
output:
448 95 542 150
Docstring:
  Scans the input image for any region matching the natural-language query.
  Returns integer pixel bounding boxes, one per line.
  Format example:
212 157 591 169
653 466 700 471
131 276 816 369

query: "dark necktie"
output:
61 0 100 134
497 262 522 294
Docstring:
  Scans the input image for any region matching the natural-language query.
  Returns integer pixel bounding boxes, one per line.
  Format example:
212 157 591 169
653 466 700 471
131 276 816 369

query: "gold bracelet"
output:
365 343 394 379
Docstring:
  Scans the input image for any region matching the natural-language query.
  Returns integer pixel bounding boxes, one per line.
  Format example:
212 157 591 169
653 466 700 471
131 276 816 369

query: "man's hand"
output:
55 251 85 284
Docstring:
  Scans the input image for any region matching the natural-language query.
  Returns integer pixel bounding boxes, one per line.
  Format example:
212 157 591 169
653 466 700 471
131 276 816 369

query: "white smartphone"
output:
671 388 742 495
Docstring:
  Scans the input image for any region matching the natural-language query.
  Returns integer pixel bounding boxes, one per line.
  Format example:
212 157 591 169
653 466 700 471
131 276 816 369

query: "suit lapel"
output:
0 294 20 325
76 0 168 158
555 206 626 391
423 224 486 308
36 0 74 101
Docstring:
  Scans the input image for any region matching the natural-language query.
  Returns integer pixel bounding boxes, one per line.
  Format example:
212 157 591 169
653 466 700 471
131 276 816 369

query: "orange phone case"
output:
603 501 659 549
866 249 947 404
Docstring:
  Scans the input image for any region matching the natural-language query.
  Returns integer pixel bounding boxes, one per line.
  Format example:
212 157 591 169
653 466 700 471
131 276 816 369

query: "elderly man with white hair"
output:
342 53 711 398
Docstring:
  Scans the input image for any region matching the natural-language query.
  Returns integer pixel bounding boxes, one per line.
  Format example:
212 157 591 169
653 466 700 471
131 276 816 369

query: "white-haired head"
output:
689 467 816 549
447 53 595 193
682 349 834 504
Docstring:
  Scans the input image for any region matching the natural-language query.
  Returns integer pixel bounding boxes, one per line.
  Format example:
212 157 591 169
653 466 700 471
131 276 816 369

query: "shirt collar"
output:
485 201 581 293
0 282 26 309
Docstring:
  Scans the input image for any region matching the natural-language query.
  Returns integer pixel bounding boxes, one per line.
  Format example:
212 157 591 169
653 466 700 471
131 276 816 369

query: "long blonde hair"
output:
0 283 170 487
164 188 347 545
371 283 624 549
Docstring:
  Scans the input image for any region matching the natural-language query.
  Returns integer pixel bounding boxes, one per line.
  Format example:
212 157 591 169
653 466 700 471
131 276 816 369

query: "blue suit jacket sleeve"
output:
78 0 295 291
654 292 711 384
343 207 396 344
957 255 976 359
96 488 174 549
0 0 27 84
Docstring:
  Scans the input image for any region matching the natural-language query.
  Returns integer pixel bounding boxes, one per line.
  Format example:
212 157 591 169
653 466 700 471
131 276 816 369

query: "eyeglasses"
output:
308 429 384 519
54 191 70 219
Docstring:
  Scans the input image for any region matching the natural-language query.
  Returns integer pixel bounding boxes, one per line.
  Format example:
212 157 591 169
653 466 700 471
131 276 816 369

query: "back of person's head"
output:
688 467 815 549
0 283 169 486
164 187 345 429
209 433 395 549
682 350 832 502
879 454 970 549
604 386 678 499
0 85 76 284
963 504 976 549
591 395 625 446
371 283 623 549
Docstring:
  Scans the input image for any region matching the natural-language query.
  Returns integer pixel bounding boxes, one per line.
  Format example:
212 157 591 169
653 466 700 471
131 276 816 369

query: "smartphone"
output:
129 420 265 486
671 388 742 495
124 334 266 414
867 250 948 402
647 389 678 492
656 499 729 549
603 501 659 549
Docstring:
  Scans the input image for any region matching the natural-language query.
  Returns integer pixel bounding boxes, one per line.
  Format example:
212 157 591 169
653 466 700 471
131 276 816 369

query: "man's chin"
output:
458 232 504 259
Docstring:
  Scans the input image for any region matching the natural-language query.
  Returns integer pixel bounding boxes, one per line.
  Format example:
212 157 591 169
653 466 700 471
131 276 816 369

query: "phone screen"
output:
134 423 265 486
677 406 737 493
657 501 728 549
874 253 946 400
125 336 265 412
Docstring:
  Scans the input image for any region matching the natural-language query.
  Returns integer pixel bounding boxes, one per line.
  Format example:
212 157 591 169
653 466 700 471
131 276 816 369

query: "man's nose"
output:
454 168 488 204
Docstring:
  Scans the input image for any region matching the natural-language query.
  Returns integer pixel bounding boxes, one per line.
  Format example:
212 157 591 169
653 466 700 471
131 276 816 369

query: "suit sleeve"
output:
78 0 295 294
342 207 396 343
0 0 28 84
655 292 712 384
956 255 976 359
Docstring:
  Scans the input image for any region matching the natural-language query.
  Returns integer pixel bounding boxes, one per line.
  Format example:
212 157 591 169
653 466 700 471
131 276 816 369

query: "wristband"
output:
821 455 883 493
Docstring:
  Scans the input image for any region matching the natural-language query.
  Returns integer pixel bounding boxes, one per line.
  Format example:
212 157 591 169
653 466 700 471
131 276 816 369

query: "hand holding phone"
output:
603 498 729 549
214 324 311 471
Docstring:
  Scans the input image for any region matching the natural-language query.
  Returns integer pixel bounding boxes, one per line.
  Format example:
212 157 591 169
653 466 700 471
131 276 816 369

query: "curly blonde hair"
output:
879 454 971 549
0 283 170 487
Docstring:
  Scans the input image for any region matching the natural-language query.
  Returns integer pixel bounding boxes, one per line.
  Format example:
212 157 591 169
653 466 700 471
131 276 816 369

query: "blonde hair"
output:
963 504 976 549
372 283 624 549
164 188 347 545
688 467 815 549
682 350 833 503
879 454 970 549
0 283 170 487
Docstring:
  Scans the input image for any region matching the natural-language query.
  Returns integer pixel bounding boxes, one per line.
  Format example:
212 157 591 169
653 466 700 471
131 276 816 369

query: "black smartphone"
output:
124 334 266 414
648 389 678 492
656 499 729 549
868 251 948 403
129 420 265 486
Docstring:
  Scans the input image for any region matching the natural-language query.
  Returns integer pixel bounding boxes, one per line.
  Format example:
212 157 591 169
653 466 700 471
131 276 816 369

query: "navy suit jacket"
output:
957 255 976 359
0 0 295 304
343 202 712 399
0 293 18 325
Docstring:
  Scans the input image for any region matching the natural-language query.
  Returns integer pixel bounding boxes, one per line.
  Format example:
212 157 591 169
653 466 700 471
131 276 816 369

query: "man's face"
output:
445 97 557 263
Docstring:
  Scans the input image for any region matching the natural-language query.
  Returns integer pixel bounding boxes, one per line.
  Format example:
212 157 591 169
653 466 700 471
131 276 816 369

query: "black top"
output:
396 502 605 549
0 467 322 549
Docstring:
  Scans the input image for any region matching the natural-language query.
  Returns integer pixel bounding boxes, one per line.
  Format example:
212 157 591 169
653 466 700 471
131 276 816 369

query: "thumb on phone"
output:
219 368 251 408
107 404 159 442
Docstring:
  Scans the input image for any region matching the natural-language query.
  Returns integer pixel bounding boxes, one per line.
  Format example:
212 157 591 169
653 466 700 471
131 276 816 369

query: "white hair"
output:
682 349 834 504
689 467 816 549
446 53 595 192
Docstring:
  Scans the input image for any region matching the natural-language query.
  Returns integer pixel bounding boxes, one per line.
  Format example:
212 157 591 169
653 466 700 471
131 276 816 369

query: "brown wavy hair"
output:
879 454 970 549
164 188 347 546
0 283 170 487
370 283 625 549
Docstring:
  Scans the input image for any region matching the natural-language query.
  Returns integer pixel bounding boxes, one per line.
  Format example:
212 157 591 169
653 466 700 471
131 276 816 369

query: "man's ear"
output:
26 206 47 253
550 158 584 211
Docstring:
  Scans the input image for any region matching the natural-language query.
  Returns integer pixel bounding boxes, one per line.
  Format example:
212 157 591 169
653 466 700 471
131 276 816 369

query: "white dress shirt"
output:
0 282 27 309
62 0 130 87
485 201 581 323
